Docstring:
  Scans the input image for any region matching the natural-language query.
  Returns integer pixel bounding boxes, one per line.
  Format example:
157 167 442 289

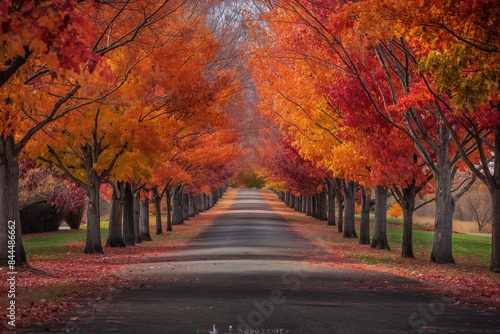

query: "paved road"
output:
28 189 499 333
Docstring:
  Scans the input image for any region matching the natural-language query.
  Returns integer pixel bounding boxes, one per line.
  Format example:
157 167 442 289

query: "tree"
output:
264 0 479 264
0 0 190 264
104 182 126 248
257 134 327 207
348 0 500 271
249 2 424 251
0 0 102 265
27 0 242 254
359 186 374 245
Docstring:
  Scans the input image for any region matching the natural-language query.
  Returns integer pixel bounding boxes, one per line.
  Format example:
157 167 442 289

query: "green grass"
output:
24 222 110 260
451 232 491 262
384 225 491 267
337 216 492 268
24 215 492 269
356 214 429 228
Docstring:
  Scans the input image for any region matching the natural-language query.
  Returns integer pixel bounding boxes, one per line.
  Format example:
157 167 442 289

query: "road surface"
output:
26 189 500 333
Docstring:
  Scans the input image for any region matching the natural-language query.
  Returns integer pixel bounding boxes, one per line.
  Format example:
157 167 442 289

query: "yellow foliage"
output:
387 203 403 219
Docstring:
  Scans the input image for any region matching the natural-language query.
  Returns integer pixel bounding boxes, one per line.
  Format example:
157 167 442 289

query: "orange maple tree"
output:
0 0 102 266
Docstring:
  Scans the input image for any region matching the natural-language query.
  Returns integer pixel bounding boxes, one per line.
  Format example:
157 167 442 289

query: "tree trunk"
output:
172 186 182 225
182 193 190 221
318 190 327 221
189 195 196 217
140 198 152 241
166 188 172 232
84 170 104 254
301 194 307 213
132 190 141 244
431 125 455 264
490 124 500 273
336 179 344 233
400 184 416 258
122 182 135 246
490 186 500 273
155 196 163 235
343 180 357 238
371 185 390 250
306 195 313 216
105 183 125 248
208 192 213 208
154 188 162 235
204 192 208 209
359 187 372 245
314 194 319 218
327 179 336 226
0 136 27 266
195 194 202 214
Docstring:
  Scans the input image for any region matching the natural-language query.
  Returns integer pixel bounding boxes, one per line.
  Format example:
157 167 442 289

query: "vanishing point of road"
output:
27 189 500 333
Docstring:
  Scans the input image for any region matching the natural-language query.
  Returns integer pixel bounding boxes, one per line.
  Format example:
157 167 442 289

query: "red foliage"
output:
19 158 86 213
0 0 100 76
259 136 327 195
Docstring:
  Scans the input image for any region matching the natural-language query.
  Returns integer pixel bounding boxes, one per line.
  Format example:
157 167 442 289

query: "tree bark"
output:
182 193 190 221
398 184 417 258
208 192 213 208
312 194 318 219
132 189 141 244
204 192 208 209
189 195 195 217
306 195 313 216
371 185 390 250
0 136 27 266
490 186 500 273
327 179 336 226
343 180 357 238
299 194 305 213
84 169 104 254
153 187 162 235
105 183 125 247
335 178 344 233
195 194 202 214
172 186 182 225
431 125 455 264
166 187 172 232
140 198 152 241
489 124 500 273
359 187 372 245
318 189 327 221
122 182 135 246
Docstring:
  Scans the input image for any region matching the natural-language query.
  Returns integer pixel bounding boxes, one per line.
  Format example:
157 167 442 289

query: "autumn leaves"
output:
248 1 500 272
0 1 241 262
1 0 499 275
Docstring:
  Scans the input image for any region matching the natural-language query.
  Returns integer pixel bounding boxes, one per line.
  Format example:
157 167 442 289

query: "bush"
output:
21 200 63 234
19 158 87 233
